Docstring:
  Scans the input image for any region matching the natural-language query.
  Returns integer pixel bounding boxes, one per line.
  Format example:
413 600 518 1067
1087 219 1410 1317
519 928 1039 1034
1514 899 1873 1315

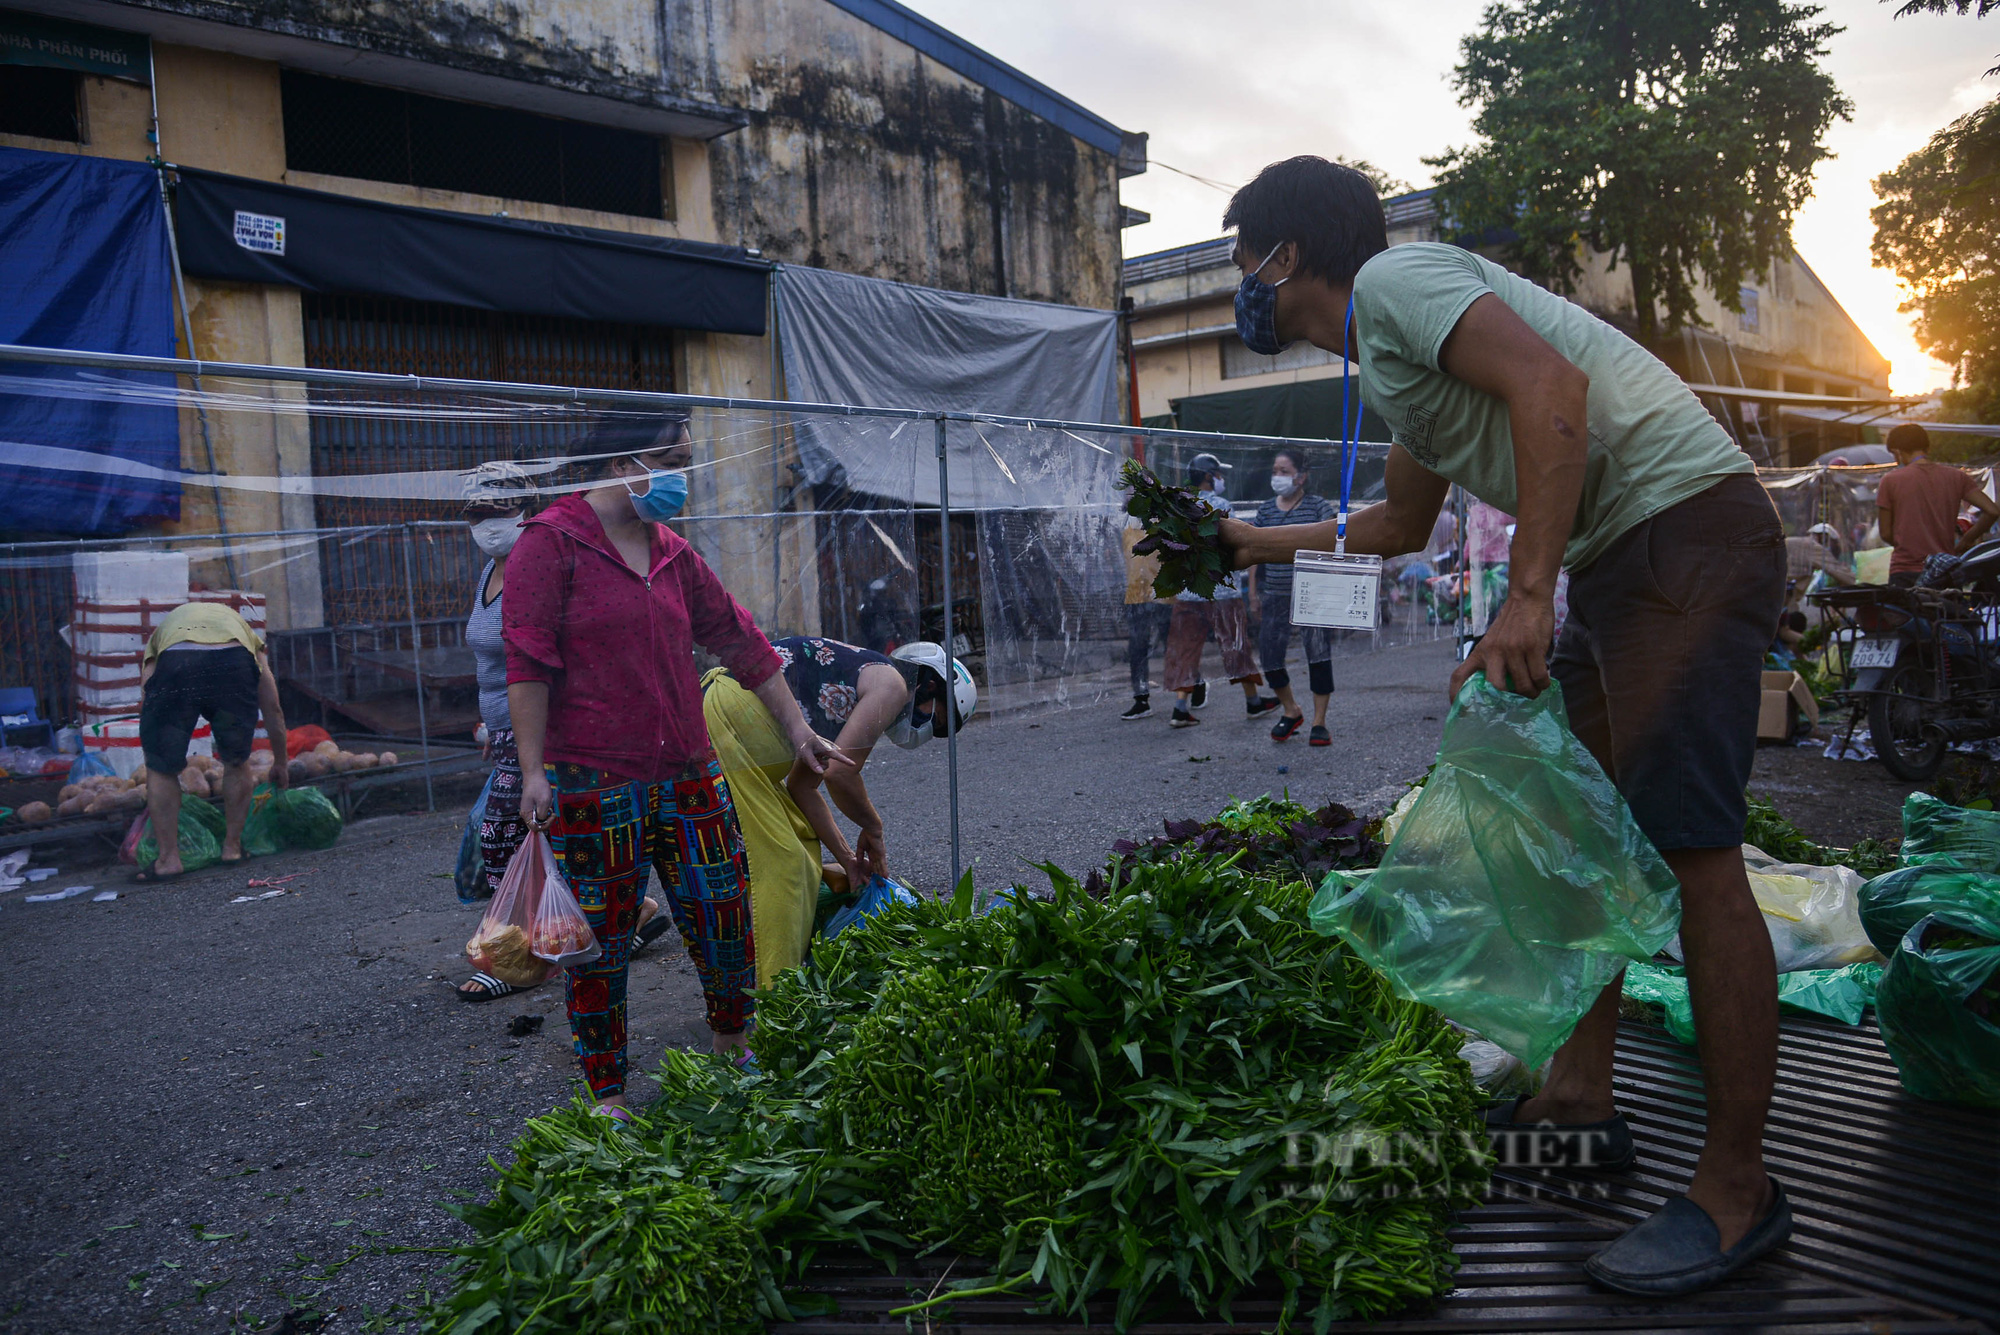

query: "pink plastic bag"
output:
464 829 599 985
118 812 149 866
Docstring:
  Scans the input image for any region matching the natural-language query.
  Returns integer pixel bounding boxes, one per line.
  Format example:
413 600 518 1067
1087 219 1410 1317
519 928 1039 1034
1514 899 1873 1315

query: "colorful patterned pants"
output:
476 727 528 899
549 757 756 1099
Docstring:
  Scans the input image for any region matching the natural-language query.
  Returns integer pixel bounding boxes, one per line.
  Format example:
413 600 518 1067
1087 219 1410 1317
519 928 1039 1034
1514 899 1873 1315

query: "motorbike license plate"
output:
1851 638 1901 669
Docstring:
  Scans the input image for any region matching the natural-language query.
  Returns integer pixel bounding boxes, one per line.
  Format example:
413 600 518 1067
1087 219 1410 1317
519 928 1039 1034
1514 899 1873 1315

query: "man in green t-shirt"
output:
1216 158 1788 1297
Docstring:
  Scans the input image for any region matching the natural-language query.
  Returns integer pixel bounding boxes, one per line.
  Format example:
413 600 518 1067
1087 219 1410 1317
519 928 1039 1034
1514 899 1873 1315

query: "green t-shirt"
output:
1351 244 1753 571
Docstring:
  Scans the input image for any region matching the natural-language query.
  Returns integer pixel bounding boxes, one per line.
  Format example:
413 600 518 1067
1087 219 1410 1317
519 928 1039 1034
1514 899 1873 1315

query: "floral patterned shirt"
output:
769 636 893 740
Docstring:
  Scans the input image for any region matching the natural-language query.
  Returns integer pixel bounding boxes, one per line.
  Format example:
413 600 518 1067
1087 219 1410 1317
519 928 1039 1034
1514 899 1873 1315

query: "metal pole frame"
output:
400 523 436 813
935 415 962 887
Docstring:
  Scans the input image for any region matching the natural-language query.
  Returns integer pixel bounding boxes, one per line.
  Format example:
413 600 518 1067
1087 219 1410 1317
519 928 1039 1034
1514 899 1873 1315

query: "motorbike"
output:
1811 537 2000 780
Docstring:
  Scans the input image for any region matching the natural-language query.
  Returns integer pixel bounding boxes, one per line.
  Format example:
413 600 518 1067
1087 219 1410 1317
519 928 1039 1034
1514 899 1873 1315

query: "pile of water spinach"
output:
424 850 1491 1333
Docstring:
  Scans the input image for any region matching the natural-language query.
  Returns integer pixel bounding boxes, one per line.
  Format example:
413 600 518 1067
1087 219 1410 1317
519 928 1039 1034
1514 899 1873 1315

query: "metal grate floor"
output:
776 1017 1997 1334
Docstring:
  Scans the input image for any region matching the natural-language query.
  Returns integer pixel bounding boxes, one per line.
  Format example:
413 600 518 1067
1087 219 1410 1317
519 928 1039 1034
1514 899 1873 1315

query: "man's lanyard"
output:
1337 295 1362 553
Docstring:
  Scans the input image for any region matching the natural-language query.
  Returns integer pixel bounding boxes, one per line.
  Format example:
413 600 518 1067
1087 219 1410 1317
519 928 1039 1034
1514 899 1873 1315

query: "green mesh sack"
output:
265 785 343 849
1898 792 2000 871
1876 910 2000 1109
1859 865 2000 957
1310 673 1682 1066
136 807 221 872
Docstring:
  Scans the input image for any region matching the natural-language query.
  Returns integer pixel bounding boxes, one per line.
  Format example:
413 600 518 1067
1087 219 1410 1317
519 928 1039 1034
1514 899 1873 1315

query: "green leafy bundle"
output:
1122 459 1234 600
424 1114 771 1335
430 856 1487 1332
1744 792 1898 878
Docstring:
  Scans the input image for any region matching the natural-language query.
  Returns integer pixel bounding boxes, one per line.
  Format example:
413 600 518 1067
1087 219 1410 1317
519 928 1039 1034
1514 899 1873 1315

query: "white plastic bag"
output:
1665 845 1882 973
1458 1037 1545 1098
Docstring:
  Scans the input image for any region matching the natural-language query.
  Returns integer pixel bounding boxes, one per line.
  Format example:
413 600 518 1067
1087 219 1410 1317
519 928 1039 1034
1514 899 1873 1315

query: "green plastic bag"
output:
181 794 225 840
135 807 222 872
238 783 284 859
1876 910 2000 1109
1309 673 1682 1066
1859 864 2000 957
264 785 343 850
1623 960 1884 1045
1898 792 2000 871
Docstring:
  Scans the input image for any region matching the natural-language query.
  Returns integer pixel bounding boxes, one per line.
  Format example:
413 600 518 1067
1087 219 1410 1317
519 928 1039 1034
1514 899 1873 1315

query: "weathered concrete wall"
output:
86 0 1127 307
171 279 325 631
678 1 1124 307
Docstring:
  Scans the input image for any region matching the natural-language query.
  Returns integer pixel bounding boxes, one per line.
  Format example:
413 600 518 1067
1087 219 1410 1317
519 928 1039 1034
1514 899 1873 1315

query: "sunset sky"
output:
904 0 1998 396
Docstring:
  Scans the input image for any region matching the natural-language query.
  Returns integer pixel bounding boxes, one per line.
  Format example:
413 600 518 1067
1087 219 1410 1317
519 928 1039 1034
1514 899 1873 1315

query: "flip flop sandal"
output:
1484 1097 1637 1172
131 863 188 885
456 972 518 1004
591 1104 637 1133
1585 1178 1792 1296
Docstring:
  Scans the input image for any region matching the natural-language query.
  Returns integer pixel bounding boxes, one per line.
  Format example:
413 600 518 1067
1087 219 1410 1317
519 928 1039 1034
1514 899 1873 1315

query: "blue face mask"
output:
1233 241 1293 357
624 463 688 522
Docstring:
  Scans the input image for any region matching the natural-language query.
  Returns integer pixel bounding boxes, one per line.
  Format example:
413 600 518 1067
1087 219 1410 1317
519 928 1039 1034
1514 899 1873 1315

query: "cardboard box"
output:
1758 670 1820 741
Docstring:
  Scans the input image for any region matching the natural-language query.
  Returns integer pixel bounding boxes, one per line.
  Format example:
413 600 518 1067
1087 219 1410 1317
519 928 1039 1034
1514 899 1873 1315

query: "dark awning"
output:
1171 379 1392 443
172 167 770 336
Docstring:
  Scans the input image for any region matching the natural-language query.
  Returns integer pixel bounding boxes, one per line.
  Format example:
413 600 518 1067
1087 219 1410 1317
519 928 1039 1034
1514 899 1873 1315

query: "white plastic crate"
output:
72 551 188 603
84 715 213 779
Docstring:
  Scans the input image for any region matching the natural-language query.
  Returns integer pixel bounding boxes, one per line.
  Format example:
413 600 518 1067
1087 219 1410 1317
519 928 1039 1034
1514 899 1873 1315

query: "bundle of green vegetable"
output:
427 855 1488 1333
1086 793 1379 896
1744 792 1898 878
1122 458 1235 599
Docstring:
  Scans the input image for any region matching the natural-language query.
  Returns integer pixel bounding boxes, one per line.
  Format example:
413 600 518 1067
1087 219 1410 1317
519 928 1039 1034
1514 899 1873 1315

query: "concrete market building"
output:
0 0 1147 644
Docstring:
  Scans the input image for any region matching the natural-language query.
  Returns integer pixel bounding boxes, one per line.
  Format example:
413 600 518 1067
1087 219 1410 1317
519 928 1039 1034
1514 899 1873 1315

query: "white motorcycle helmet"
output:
886 642 978 750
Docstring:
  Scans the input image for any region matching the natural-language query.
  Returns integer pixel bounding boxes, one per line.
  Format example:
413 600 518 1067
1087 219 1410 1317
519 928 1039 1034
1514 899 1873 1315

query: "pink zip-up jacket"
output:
503 493 781 782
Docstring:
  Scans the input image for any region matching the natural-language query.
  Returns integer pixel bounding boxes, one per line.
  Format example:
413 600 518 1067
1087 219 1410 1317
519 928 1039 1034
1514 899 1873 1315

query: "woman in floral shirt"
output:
702 635 958 982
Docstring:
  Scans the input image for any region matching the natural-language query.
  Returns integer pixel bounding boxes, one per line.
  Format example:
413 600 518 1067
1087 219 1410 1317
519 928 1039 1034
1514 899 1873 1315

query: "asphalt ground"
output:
0 634 1918 1332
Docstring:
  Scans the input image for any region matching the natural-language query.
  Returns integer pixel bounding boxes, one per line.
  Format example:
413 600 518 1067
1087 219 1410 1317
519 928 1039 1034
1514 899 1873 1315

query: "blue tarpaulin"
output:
0 147 179 535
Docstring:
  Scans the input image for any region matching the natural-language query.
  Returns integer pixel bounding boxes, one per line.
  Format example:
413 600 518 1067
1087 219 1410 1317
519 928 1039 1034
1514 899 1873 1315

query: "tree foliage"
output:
1429 1 1851 340
1872 97 2000 419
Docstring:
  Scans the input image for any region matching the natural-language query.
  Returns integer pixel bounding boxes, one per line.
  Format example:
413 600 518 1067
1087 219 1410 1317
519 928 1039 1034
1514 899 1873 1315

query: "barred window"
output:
280 70 666 219
0 66 82 142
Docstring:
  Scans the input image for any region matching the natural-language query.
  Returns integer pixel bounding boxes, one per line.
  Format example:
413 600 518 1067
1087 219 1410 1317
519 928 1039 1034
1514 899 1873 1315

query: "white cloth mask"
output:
470 516 525 557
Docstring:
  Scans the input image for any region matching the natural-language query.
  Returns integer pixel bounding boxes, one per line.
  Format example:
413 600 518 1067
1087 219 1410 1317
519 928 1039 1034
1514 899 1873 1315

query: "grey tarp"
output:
775 264 1122 508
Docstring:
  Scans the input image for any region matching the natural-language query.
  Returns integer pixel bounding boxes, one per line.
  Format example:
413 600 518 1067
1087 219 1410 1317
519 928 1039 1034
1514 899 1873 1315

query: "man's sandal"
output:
1586 1178 1793 1296
456 972 517 1003
1484 1097 1638 1172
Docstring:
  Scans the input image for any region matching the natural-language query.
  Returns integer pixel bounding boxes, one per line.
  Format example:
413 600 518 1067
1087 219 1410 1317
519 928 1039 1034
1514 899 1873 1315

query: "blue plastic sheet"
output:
0 147 178 534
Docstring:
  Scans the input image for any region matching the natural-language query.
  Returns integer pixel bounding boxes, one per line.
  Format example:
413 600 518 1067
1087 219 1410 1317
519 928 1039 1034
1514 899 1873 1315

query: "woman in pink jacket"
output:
504 412 844 1121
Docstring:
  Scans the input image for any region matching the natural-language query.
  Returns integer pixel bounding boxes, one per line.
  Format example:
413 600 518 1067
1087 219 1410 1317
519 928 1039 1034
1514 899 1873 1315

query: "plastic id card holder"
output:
1290 550 1382 630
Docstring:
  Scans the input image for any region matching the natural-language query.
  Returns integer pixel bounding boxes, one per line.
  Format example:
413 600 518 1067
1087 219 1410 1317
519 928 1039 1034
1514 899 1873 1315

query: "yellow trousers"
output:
700 668 822 988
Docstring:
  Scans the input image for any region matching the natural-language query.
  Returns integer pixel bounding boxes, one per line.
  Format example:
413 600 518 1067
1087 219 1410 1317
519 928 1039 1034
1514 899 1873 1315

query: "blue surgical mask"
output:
624 463 688 522
1233 241 1293 357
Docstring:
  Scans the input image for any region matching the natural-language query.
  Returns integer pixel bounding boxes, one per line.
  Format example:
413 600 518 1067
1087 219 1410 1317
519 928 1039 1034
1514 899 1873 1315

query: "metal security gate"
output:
301 295 676 625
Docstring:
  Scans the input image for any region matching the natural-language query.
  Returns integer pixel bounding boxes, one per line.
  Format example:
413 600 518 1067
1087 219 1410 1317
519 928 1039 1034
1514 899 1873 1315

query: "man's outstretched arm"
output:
1221 444 1449 567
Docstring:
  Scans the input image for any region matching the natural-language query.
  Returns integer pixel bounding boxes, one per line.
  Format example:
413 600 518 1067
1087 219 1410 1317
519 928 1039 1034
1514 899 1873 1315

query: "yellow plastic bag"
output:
701 667 822 988
1665 846 1881 973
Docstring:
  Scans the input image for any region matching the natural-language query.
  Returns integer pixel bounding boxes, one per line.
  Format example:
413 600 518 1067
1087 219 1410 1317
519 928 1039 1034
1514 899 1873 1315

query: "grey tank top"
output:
465 560 512 734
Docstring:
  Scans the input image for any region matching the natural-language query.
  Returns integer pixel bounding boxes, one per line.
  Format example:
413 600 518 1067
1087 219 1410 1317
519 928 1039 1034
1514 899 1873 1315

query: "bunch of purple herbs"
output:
1084 794 1380 897
1122 458 1234 600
